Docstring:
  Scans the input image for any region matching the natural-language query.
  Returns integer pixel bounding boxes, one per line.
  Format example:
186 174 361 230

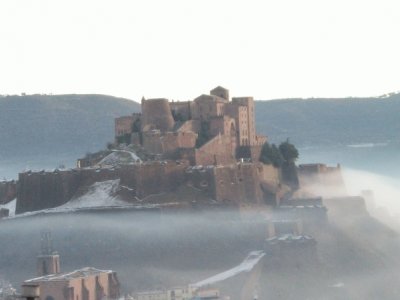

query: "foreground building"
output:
21 233 120 300
22 267 120 300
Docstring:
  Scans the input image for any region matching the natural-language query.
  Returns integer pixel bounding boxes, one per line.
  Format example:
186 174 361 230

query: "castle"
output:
114 86 267 165
4 86 345 215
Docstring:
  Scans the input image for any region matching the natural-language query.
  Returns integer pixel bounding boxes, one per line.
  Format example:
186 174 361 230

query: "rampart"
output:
185 162 277 206
16 161 189 214
0 180 17 204
213 162 264 205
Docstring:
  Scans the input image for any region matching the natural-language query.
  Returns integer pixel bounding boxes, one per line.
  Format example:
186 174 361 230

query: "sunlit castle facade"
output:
115 86 267 165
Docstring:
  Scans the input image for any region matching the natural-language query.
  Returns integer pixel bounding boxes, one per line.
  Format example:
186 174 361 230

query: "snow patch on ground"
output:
7 179 183 219
11 180 134 218
98 150 141 166
0 199 16 217
60 179 128 209
191 250 265 288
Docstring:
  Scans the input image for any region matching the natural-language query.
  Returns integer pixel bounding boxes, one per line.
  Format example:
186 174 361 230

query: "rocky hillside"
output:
0 94 140 159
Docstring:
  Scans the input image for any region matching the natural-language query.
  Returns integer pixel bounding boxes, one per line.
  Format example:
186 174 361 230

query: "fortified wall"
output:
16 160 286 214
0 180 17 204
186 162 282 207
16 161 189 214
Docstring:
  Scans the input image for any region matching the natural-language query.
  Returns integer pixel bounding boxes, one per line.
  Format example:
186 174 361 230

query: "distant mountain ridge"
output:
0 94 140 159
255 93 400 147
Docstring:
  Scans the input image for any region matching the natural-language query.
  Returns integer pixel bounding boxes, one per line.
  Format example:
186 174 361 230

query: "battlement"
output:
16 161 190 214
0 180 17 204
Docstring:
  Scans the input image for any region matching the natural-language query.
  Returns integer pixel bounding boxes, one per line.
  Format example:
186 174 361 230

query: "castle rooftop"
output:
25 267 114 283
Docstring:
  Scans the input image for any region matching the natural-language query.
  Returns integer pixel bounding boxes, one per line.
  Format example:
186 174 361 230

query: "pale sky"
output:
1 0 400 101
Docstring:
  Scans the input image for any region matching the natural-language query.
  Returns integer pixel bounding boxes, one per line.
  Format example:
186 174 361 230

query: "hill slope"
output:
0 94 140 159
255 93 400 147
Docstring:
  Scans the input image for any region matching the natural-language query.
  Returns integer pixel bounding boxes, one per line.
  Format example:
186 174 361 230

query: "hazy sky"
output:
1 0 400 101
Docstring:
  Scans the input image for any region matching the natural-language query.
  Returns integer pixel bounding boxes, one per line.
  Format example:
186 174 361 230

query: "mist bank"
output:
342 168 400 226
1 207 400 299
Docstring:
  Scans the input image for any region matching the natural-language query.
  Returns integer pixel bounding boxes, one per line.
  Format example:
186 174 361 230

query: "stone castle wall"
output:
17 170 83 213
170 101 192 120
176 120 201 133
142 131 164 154
260 164 281 186
213 163 264 205
115 116 134 137
142 131 197 156
186 163 268 206
161 132 197 154
0 181 17 204
16 161 189 214
236 145 263 162
194 135 235 166
16 159 281 213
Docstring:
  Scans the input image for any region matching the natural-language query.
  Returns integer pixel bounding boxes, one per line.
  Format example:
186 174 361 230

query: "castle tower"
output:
141 98 175 132
36 231 60 277
232 97 256 146
210 86 229 101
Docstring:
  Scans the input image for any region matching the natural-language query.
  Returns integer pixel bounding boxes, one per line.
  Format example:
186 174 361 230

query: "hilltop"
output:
0 94 139 174
2 92 400 178
2 92 399 158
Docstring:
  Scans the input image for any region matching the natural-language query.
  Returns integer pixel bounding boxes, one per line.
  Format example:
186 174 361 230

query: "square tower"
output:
231 97 256 146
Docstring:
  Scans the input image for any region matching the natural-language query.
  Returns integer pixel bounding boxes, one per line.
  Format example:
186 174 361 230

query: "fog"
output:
0 210 265 294
3 162 400 298
1 200 400 299
342 168 400 228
